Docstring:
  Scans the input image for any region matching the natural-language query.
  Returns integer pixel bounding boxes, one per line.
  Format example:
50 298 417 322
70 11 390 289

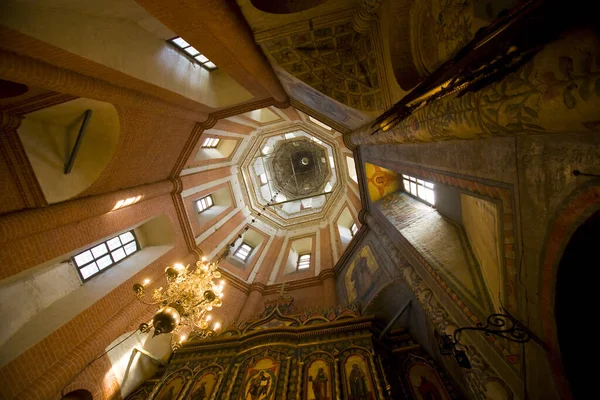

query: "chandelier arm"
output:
134 296 162 306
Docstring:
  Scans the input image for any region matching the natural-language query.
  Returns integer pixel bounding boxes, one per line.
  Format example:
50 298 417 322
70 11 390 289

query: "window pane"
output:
403 180 410 192
206 196 213 207
402 174 410 179
107 237 122 250
91 243 108 258
124 241 137 255
195 54 209 63
184 46 199 56
112 248 126 262
260 173 268 185
74 250 94 267
417 179 425 185
410 182 418 195
119 232 134 244
425 182 434 189
97 255 113 270
80 262 99 279
171 37 190 48
204 61 217 70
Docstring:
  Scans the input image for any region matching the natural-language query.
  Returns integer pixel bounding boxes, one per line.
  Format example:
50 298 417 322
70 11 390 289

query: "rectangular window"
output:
297 254 311 270
402 174 435 205
72 230 139 281
202 137 220 148
168 36 217 71
350 223 358 237
196 195 214 213
234 243 253 262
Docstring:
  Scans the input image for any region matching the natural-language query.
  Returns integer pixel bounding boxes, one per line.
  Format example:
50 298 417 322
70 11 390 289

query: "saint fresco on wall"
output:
343 354 375 400
305 358 331 400
240 357 279 400
188 372 217 400
407 362 451 400
155 373 186 400
344 244 383 305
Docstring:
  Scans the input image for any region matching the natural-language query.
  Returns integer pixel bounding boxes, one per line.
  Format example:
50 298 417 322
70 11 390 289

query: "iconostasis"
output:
127 297 460 400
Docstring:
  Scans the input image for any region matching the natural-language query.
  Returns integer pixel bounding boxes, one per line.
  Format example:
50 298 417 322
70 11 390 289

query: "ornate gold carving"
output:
369 351 386 399
224 363 240 400
333 358 342 400
295 361 304 400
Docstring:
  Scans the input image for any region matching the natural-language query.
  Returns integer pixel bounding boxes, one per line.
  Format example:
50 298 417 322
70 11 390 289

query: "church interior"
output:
0 0 598 399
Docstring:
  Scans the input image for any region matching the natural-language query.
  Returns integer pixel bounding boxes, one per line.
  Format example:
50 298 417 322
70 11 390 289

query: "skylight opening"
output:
259 173 268 185
202 138 220 148
301 198 313 209
402 174 435 206
168 36 217 71
309 116 332 130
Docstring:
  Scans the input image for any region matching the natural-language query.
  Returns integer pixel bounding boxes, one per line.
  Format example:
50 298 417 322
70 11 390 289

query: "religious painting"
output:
187 372 217 400
365 163 400 202
305 358 332 400
240 357 280 400
406 362 451 400
155 371 188 400
343 354 375 400
344 244 384 305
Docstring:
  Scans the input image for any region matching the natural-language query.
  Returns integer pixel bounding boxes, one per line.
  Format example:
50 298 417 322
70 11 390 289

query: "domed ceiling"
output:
239 118 346 228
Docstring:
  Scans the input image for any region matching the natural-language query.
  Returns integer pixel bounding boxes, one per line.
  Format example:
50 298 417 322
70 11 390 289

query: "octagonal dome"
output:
269 137 331 198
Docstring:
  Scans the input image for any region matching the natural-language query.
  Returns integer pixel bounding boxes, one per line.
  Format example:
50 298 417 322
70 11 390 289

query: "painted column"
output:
350 30 600 146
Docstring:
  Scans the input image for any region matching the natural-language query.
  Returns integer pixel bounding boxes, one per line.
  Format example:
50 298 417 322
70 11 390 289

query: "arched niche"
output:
17 98 119 204
250 0 328 14
555 210 599 399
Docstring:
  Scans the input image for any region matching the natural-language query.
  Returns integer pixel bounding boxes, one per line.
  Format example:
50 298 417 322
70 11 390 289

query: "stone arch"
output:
17 98 120 204
540 184 600 400
250 0 328 14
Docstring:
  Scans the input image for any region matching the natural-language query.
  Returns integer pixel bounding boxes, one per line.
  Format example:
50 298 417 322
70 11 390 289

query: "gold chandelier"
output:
132 257 224 351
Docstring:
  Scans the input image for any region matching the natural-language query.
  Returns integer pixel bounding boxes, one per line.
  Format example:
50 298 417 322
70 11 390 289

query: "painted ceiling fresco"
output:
261 21 384 113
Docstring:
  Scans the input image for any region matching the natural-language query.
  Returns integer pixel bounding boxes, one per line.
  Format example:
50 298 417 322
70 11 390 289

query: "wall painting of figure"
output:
187 371 217 400
155 373 186 400
344 244 383 305
240 357 280 400
407 362 451 400
343 354 375 400
305 358 332 400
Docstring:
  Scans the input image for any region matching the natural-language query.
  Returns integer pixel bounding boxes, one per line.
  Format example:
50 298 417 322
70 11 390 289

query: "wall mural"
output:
344 244 385 306
364 163 400 202
406 362 451 400
137 297 461 400
274 66 371 130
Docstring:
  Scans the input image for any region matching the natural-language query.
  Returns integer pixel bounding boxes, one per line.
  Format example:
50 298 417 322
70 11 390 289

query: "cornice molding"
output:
290 98 352 135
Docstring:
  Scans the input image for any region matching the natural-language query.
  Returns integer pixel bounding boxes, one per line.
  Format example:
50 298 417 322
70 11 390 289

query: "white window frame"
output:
402 174 435 206
234 242 253 262
202 137 220 148
167 36 217 71
297 253 311 270
72 230 139 282
196 195 214 213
